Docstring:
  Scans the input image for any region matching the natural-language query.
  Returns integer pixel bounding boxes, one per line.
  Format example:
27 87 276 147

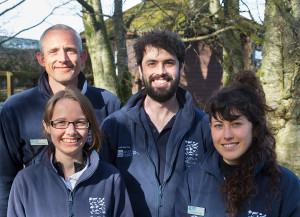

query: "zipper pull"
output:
68 190 74 217
158 185 163 207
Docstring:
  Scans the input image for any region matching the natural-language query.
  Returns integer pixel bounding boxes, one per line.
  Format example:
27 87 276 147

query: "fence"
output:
0 71 41 101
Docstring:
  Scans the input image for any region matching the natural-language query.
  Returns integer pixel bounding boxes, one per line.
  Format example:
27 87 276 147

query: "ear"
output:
180 62 184 73
138 65 143 78
37 52 45 67
209 123 212 129
80 50 87 65
43 120 51 134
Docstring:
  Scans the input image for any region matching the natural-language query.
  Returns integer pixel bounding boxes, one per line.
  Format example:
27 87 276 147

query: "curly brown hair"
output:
205 70 282 216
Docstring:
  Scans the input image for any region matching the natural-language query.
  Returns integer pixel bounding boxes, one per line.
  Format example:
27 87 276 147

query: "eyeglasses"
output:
49 120 89 129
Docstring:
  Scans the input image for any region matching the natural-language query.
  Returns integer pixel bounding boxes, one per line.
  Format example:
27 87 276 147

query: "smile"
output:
223 143 238 150
62 139 79 143
153 79 167 84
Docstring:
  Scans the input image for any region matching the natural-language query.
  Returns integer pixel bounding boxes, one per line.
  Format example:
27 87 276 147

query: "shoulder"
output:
1 87 40 110
13 163 46 184
193 108 209 121
101 108 130 128
86 86 120 104
279 166 300 188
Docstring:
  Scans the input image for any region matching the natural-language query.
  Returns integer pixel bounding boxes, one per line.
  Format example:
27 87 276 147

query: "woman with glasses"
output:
7 88 133 217
173 71 300 217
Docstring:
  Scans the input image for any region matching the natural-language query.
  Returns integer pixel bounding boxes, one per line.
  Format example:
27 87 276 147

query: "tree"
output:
77 0 118 96
113 0 132 103
0 0 75 46
209 0 246 85
259 0 300 177
127 0 299 175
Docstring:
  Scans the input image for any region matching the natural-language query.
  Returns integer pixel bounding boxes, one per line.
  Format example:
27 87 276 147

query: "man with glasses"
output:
0 24 121 216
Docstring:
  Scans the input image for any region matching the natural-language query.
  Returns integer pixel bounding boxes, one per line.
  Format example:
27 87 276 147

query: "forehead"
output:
42 29 79 50
52 98 84 117
142 46 177 62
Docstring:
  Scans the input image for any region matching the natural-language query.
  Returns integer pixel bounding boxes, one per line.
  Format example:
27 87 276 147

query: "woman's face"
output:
44 98 89 162
210 113 253 165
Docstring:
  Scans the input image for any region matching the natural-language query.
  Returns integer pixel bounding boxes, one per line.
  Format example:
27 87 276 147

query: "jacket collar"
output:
38 71 87 98
201 149 266 180
121 86 195 126
40 144 99 182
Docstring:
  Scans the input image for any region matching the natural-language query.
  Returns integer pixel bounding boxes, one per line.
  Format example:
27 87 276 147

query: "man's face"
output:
139 46 183 102
37 29 87 88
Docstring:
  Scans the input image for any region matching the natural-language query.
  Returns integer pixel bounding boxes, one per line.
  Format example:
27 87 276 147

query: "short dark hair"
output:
133 30 186 66
43 88 101 154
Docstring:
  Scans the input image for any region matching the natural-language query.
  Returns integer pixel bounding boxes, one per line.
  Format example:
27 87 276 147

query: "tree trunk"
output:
209 0 245 86
259 0 300 177
78 0 118 95
114 0 132 104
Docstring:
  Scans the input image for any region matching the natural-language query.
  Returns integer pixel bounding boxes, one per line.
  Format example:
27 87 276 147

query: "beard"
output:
142 72 180 103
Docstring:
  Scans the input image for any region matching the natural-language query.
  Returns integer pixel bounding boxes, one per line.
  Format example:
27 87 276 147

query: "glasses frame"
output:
49 120 89 129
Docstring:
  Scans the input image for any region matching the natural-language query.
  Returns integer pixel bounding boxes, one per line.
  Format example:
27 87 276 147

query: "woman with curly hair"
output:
173 70 300 217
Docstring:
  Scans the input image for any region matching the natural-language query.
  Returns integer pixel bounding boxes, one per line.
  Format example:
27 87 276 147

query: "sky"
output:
1 0 265 41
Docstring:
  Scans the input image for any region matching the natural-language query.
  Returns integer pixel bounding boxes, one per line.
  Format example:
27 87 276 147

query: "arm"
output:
113 174 134 217
99 118 118 166
279 167 300 217
0 107 23 217
7 174 26 217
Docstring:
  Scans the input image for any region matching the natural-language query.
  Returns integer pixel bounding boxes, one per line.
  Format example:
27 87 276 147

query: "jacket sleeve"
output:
99 118 118 166
0 106 23 217
7 173 26 217
172 170 191 217
279 167 300 217
201 114 214 153
113 173 134 217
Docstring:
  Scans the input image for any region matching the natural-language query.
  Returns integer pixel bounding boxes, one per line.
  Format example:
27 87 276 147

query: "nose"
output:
223 126 233 140
65 122 77 135
157 63 166 75
58 50 69 63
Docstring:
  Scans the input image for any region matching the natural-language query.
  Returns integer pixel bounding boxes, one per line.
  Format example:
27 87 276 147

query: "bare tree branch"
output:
0 0 73 45
125 1 146 28
76 0 94 13
182 25 235 42
149 0 173 20
0 0 10 5
240 0 255 21
0 0 25 16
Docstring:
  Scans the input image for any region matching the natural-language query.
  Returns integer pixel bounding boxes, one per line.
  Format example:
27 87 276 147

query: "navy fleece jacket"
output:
100 87 213 217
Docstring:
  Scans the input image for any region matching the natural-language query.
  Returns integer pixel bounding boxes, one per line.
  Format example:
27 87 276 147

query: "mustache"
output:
149 74 173 82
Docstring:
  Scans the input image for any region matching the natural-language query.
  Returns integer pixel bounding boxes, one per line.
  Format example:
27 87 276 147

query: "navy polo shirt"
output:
145 112 176 184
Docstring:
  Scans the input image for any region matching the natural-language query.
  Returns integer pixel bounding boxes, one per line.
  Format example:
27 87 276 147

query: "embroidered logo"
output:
117 146 135 158
184 140 199 166
248 210 266 217
89 197 105 216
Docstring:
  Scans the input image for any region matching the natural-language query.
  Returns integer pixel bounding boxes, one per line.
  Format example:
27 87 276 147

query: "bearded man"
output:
100 30 213 217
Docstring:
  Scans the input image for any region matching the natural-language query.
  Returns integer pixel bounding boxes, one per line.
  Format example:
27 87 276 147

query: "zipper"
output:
158 185 163 217
68 189 74 217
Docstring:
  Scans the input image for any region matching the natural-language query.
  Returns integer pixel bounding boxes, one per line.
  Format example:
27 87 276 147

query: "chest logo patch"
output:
89 197 105 216
184 140 199 166
117 146 133 158
248 210 266 217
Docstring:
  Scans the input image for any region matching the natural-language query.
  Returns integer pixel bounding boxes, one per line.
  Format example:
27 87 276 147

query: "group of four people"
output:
0 24 299 217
